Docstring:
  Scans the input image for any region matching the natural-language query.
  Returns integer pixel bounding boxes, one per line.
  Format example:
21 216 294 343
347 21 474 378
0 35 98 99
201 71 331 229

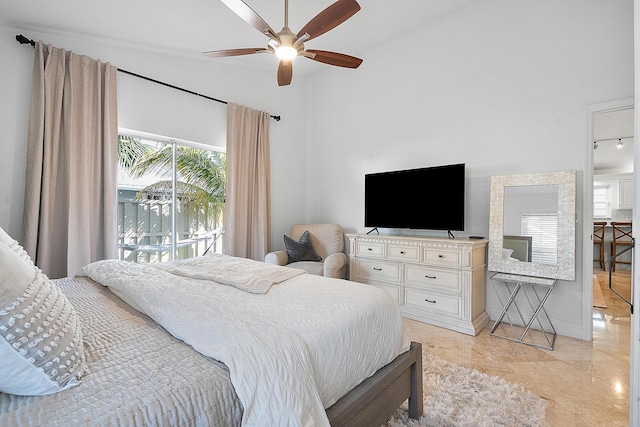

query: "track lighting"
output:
593 137 632 150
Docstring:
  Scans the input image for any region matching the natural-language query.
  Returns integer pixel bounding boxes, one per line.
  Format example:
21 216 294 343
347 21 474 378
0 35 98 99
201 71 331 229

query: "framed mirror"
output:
488 170 577 280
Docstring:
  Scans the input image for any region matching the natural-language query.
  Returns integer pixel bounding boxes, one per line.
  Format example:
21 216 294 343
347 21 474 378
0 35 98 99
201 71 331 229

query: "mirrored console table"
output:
489 272 557 350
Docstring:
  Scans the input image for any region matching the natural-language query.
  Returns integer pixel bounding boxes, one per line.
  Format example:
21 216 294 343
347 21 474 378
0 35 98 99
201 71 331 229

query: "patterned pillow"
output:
0 226 12 246
283 230 322 263
0 226 34 265
0 242 85 396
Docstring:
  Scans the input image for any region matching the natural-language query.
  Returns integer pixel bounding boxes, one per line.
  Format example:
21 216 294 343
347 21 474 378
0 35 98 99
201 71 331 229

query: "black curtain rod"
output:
15 34 281 121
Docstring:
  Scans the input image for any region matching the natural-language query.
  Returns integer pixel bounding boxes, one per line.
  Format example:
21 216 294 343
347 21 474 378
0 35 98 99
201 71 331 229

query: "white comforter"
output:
79 254 409 427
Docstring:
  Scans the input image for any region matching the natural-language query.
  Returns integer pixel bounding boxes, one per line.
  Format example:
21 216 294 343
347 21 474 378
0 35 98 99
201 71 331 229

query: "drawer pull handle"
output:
425 275 437 279
373 267 382 271
438 254 444 258
425 299 436 304
368 248 373 251
400 251 405 254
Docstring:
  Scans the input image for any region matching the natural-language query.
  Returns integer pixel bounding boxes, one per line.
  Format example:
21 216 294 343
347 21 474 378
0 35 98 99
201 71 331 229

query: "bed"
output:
0 246 422 426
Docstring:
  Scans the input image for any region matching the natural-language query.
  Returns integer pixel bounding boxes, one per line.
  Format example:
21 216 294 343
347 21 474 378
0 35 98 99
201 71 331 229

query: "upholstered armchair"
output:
265 224 348 279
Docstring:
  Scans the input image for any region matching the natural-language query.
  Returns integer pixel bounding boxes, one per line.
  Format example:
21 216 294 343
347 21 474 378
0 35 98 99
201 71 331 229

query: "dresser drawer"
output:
387 244 420 262
353 258 401 283
370 282 402 303
357 242 385 257
424 248 461 267
404 265 461 291
404 288 460 316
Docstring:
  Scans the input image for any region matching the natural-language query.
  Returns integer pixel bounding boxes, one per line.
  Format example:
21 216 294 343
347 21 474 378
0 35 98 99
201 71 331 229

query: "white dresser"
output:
346 233 489 336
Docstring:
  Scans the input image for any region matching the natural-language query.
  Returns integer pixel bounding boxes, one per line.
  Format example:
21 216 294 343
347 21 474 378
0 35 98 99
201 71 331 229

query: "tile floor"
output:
403 269 632 427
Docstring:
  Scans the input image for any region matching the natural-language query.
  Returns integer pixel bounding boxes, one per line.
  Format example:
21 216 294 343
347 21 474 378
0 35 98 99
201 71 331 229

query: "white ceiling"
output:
593 108 634 175
0 0 480 74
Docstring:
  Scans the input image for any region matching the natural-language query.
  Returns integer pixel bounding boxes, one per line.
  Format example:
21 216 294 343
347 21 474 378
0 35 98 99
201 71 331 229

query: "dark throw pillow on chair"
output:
283 230 322 263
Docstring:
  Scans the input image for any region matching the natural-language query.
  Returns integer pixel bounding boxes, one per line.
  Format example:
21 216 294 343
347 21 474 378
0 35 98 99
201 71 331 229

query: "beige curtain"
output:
22 42 118 279
225 103 271 260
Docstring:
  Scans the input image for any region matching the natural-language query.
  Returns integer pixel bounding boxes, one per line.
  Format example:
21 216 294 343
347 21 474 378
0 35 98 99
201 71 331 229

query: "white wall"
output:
304 0 634 339
0 27 33 239
629 3 640 422
0 25 309 246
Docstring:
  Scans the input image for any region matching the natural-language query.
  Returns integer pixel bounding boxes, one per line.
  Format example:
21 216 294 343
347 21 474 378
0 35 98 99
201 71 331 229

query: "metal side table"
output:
489 272 557 350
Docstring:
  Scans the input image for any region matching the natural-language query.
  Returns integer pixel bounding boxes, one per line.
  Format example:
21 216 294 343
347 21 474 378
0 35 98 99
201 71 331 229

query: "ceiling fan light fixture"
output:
211 0 363 86
275 45 298 60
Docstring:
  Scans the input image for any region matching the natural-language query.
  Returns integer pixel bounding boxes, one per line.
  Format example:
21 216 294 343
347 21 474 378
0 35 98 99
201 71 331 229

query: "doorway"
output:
592 107 634 321
585 98 635 423
584 98 634 341
592 106 634 318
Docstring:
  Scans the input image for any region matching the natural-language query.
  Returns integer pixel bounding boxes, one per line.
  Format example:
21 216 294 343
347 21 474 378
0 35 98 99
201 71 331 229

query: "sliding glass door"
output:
117 133 225 262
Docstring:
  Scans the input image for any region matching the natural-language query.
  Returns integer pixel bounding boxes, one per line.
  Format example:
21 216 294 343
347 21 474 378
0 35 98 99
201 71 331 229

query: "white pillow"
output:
0 226 14 246
502 248 514 260
0 225 34 265
0 242 85 396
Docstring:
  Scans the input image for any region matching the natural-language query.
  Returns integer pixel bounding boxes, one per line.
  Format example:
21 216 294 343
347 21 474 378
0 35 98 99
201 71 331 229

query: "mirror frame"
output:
488 170 577 280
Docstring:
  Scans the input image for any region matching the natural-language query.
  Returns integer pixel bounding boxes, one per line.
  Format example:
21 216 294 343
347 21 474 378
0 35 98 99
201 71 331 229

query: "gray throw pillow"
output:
283 230 322 263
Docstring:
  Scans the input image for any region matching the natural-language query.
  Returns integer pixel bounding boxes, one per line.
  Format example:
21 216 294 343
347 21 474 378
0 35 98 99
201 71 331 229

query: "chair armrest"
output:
323 252 348 279
265 250 289 266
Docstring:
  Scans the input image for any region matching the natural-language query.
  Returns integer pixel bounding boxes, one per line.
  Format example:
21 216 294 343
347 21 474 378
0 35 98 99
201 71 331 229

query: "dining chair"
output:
610 221 632 272
593 221 607 271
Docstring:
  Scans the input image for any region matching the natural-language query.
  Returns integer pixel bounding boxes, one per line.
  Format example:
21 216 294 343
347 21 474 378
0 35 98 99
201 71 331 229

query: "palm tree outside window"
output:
117 133 226 262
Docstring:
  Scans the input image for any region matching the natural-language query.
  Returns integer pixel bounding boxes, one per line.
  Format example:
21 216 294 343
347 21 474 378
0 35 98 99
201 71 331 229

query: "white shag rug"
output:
384 354 547 427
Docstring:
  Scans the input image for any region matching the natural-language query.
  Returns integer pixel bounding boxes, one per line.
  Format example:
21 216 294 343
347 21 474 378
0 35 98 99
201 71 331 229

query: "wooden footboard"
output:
326 341 423 427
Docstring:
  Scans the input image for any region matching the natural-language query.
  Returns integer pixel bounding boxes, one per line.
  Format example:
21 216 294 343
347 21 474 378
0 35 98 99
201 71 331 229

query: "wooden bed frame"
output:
326 341 423 426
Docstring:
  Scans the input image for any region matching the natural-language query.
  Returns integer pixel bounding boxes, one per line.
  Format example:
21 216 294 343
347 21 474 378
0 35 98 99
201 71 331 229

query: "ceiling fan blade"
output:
297 0 360 41
305 50 363 68
221 0 279 40
277 60 293 86
203 48 268 58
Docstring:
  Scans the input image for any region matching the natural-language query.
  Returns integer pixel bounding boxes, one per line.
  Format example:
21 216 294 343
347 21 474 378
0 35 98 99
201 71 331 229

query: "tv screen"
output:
364 163 465 231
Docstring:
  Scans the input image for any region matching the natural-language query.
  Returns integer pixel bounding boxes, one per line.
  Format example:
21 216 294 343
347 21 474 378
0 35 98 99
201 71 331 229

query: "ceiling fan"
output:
204 0 363 86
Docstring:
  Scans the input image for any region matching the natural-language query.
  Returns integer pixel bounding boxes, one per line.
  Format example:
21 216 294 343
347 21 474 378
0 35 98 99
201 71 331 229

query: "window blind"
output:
593 185 610 218
521 213 558 265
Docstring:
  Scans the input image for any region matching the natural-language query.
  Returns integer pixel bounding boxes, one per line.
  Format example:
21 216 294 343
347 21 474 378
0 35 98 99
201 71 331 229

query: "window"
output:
593 185 611 219
117 133 226 262
521 213 558 264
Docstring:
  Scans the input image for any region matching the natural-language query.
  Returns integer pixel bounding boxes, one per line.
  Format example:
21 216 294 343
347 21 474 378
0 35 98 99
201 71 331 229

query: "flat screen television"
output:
364 163 465 231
